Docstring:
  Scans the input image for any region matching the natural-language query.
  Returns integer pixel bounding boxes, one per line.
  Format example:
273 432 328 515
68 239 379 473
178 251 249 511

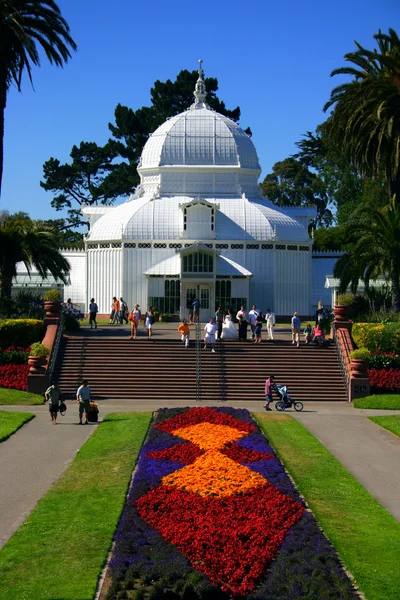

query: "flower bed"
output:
368 368 400 392
0 346 30 391
106 407 358 599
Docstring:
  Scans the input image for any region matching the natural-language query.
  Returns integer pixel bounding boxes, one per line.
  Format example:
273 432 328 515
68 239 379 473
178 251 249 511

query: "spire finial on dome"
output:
191 58 209 109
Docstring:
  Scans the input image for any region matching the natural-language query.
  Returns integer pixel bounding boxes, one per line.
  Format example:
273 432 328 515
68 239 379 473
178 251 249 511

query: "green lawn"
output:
0 410 34 442
368 415 400 438
254 412 400 600
0 388 44 406
0 412 152 600
353 394 400 409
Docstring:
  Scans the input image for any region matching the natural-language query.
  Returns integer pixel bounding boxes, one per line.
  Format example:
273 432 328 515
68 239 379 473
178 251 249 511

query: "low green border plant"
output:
0 410 34 442
0 412 152 600
0 389 44 405
254 412 400 600
0 319 44 347
368 416 400 438
353 394 400 409
336 293 354 306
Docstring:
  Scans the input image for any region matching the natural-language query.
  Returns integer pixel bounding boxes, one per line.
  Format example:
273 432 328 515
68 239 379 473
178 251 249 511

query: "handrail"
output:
195 321 202 402
333 325 350 399
47 311 65 383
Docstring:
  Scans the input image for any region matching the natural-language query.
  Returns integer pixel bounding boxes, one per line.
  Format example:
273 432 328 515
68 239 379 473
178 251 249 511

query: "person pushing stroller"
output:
263 375 276 411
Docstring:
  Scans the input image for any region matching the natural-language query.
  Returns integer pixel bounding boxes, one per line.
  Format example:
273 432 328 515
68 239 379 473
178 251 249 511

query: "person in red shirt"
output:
263 375 275 411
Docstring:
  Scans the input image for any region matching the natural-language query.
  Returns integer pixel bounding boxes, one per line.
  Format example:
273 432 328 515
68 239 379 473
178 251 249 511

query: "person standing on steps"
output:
192 298 201 323
265 308 275 341
76 380 91 424
248 305 258 340
263 375 275 411
128 304 141 339
45 382 63 424
145 307 154 340
119 297 129 324
89 298 98 329
254 311 263 343
291 312 301 347
204 318 217 352
215 306 225 340
236 305 249 341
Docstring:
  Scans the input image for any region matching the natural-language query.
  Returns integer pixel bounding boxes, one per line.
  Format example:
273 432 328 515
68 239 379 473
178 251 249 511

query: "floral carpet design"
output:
108 408 359 600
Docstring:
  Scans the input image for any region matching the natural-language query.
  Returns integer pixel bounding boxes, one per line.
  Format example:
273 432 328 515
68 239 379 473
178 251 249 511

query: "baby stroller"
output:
275 385 303 412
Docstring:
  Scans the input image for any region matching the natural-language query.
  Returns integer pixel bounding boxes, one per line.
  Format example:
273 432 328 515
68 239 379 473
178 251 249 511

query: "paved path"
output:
0 400 399 549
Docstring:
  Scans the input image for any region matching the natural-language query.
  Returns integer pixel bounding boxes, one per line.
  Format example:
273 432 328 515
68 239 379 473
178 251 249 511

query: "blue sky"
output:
2 0 398 221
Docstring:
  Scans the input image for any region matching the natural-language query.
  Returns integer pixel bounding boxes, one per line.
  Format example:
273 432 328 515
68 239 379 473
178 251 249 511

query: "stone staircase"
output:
54 335 347 402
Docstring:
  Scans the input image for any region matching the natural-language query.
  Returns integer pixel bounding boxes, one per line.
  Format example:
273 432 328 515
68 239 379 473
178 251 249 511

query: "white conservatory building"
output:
75 64 316 320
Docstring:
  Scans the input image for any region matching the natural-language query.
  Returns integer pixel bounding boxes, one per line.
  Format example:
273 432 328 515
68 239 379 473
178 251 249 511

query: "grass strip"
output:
368 415 400 438
254 412 400 600
0 410 34 442
0 411 152 600
353 393 400 409
0 388 44 406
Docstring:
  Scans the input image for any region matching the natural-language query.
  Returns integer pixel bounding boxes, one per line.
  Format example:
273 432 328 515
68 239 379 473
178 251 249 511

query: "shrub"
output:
0 291 45 320
352 322 400 354
336 293 354 306
0 319 44 347
43 289 62 302
29 342 50 357
0 346 30 365
349 348 370 360
369 351 400 370
368 368 400 392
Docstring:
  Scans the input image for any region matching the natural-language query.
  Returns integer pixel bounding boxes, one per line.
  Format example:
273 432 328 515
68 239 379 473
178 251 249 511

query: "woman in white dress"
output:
221 310 238 340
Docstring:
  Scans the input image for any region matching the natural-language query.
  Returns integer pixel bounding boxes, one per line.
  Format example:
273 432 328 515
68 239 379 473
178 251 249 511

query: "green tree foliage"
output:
0 219 70 300
312 226 348 251
334 196 400 311
261 156 333 227
42 69 244 229
0 210 83 247
0 0 76 195
324 28 400 200
41 142 119 228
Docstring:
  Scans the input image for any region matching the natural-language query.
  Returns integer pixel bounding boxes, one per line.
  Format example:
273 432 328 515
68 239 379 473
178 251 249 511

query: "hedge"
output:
352 322 400 354
0 320 44 348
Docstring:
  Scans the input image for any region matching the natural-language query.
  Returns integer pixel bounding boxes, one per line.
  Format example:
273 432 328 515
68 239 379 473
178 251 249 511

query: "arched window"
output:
183 202 216 239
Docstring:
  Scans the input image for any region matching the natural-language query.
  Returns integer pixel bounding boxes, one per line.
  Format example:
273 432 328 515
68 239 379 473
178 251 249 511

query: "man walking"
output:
119 297 128 324
76 379 91 425
248 305 258 340
192 298 201 323
204 318 217 352
291 312 301 347
45 382 63 424
263 375 275 411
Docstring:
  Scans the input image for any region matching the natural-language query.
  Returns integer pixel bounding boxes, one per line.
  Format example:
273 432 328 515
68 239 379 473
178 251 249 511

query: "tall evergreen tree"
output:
0 0 77 195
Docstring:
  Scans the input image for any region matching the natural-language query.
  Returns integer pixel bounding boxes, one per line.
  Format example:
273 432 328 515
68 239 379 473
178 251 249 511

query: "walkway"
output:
0 400 399 550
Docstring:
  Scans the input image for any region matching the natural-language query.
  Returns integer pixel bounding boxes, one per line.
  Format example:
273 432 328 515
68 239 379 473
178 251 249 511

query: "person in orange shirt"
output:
109 296 120 325
178 319 193 348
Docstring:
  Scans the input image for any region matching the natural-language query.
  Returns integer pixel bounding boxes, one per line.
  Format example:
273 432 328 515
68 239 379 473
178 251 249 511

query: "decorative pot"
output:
350 358 369 378
334 304 351 321
28 355 47 373
44 301 62 318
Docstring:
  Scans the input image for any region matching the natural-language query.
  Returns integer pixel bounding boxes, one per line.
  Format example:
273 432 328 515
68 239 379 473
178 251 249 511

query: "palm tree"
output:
324 29 400 200
333 196 400 311
0 1 77 195
0 219 70 300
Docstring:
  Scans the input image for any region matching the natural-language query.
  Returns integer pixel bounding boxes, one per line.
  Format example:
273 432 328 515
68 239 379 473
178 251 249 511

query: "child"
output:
304 323 313 344
263 375 275 411
178 319 192 348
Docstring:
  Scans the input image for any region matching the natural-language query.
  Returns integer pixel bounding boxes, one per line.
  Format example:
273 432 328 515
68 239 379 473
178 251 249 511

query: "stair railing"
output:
48 310 65 384
195 321 202 402
332 324 351 400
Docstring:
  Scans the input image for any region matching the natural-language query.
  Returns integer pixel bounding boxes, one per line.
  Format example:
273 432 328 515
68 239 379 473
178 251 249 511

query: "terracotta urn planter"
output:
28 355 47 373
334 304 351 322
44 301 62 318
350 358 369 378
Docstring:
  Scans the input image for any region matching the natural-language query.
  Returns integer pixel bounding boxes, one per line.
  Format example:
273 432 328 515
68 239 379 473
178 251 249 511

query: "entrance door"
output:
200 285 211 322
183 285 212 322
